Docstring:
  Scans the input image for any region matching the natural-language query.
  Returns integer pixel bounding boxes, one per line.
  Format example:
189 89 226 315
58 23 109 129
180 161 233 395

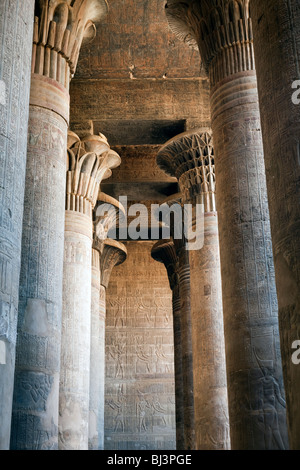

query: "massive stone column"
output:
151 240 185 450
89 193 125 450
251 0 300 449
59 133 121 450
157 130 230 450
10 0 108 451
165 1 288 449
0 0 34 450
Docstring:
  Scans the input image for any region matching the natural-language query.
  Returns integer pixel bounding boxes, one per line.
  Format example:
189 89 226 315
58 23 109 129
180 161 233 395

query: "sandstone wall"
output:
105 241 176 450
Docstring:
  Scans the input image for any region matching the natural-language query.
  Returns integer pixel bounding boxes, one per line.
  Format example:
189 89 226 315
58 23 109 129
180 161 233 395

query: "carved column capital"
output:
165 0 254 86
93 192 125 253
32 0 108 88
151 240 179 291
157 130 216 211
66 131 121 217
100 239 127 289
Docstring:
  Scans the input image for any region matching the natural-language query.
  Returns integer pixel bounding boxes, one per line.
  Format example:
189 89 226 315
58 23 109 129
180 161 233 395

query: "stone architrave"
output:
59 132 121 451
251 0 300 450
165 1 289 449
157 130 230 450
0 0 34 450
151 240 185 450
89 193 125 450
11 0 109 451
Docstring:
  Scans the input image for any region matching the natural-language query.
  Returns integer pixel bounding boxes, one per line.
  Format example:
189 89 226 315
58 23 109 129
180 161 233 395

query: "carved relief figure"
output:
136 298 154 326
136 393 151 433
255 365 286 450
135 337 152 374
107 386 126 433
109 337 126 379
149 397 167 428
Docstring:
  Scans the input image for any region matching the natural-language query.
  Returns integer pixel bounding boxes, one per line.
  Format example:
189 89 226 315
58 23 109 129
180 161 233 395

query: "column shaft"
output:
0 0 34 450
98 285 106 449
251 0 300 449
189 213 229 449
10 76 69 451
165 0 289 448
10 1 109 449
59 211 92 450
176 248 195 450
89 249 104 450
172 284 185 449
157 131 229 450
211 72 288 449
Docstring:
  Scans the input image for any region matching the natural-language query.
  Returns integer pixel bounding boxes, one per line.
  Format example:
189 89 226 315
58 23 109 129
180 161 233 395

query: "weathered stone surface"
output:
251 0 300 450
88 239 128 450
189 213 230 450
0 0 34 450
12 1 110 450
154 193 196 450
60 133 121 450
151 240 185 449
59 211 93 450
76 0 201 80
70 79 210 131
89 197 126 450
103 146 176 184
105 241 176 450
32 0 108 85
11 103 67 451
157 131 229 450
89 248 102 450
175 245 195 451
165 0 288 450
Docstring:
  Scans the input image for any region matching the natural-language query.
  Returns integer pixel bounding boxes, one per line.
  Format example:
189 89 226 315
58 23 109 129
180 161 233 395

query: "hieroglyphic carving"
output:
60 130 121 450
164 2 288 449
107 385 126 433
135 341 152 375
109 336 126 380
105 242 176 450
157 132 230 450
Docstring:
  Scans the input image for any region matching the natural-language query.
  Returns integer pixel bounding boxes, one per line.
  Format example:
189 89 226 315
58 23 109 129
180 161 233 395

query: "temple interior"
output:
0 0 300 451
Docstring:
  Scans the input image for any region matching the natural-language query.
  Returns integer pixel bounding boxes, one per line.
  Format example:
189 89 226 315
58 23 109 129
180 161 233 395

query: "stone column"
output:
0 0 34 450
59 133 121 450
159 194 195 450
100 238 127 445
89 193 125 450
151 240 185 450
165 1 288 449
10 0 108 450
175 241 195 451
251 0 300 449
157 130 230 450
